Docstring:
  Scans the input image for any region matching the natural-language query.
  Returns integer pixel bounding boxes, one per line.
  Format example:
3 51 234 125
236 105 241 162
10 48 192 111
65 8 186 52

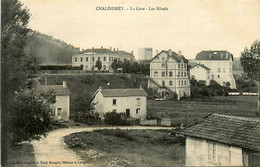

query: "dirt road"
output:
31 126 174 167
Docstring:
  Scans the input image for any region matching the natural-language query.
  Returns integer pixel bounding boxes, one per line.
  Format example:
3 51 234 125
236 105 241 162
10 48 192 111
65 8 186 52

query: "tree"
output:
111 59 118 72
95 60 102 71
240 40 260 117
122 60 131 73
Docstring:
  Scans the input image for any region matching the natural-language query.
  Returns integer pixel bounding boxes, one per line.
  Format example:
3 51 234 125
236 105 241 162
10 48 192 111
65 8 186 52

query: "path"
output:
31 126 174 167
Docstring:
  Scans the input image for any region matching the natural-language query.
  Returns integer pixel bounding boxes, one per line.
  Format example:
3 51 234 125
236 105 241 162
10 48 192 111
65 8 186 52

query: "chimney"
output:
63 81 67 88
140 85 143 90
45 73 48 86
132 50 133 54
101 46 103 49
99 86 102 91
110 47 112 50
178 51 182 56
168 49 172 56
113 48 115 51
117 48 119 51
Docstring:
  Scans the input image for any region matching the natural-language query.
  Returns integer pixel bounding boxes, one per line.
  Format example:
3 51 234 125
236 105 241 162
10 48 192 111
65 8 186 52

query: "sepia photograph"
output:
1 0 260 166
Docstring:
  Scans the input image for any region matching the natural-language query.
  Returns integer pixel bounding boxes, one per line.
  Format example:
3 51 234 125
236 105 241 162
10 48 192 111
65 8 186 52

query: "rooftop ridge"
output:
212 113 260 122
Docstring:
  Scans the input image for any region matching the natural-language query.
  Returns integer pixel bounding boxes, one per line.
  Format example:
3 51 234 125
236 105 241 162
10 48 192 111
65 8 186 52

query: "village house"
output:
190 64 211 86
72 47 135 72
35 79 71 122
91 87 147 119
148 50 190 99
195 50 236 89
180 113 260 166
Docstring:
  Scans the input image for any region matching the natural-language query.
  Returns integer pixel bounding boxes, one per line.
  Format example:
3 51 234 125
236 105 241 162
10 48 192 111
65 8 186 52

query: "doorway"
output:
126 109 130 117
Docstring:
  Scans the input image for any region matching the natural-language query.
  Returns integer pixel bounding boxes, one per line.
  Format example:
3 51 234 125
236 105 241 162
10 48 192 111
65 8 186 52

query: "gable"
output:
150 51 168 63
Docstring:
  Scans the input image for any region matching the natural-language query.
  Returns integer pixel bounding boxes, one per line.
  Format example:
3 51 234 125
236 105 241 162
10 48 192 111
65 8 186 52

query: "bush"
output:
104 112 130 126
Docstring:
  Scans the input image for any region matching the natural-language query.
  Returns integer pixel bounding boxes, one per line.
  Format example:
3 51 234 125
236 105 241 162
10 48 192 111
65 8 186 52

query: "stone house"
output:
91 87 147 119
190 64 211 86
148 50 190 99
180 113 260 166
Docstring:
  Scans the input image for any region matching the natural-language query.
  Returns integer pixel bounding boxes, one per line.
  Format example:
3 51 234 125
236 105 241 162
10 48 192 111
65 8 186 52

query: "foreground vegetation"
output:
147 96 258 126
64 129 184 167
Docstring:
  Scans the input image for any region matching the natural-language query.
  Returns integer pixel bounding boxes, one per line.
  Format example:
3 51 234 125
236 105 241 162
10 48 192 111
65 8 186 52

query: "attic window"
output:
162 57 165 61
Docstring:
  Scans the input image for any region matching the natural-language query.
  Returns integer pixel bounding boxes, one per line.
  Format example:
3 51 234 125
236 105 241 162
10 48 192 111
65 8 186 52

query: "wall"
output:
186 136 243 166
140 119 157 126
196 59 236 89
102 95 147 119
190 66 210 86
92 91 104 117
53 95 70 121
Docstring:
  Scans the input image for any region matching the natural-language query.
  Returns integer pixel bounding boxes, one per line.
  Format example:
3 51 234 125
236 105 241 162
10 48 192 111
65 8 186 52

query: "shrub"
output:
104 112 130 126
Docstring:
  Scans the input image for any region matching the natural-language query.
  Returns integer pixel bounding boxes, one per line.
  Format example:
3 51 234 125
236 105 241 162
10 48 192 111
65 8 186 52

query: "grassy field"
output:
64 129 184 167
148 96 258 126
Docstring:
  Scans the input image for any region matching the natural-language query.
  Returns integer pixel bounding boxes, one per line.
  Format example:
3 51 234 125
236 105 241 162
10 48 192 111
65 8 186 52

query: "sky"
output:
20 0 260 59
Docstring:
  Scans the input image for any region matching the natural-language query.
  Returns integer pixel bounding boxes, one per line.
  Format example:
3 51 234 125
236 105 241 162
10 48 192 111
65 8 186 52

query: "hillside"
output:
38 74 138 116
25 30 80 65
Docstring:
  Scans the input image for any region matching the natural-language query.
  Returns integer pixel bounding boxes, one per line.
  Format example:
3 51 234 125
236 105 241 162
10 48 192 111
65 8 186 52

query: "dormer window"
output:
162 63 166 68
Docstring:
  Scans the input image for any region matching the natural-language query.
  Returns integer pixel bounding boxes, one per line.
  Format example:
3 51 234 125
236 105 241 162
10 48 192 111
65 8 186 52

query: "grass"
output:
147 96 258 126
64 129 185 167
5 143 37 167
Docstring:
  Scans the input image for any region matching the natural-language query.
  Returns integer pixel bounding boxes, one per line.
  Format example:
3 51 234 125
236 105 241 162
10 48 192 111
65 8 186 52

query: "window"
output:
179 80 181 86
85 65 88 70
136 98 141 105
178 63 180 69
162 57 165 61
98 57 100 61
223 68 225 73
80 57 83 62
86 57 88 62
92 57 94 62
218 68 221 73
104 57 106 61
184 64 187 69
50 109 55 116
136 108 140 114
162 71 166 77
207 75 210 79
154 71 158 77
177 71 180 77
181 63 184 68
109 57 111 61
207 142 216 162
218 75 220 78
184 72 186 77
207 70 210 74
181 80 183 85
57 108 62 116
75 57 77 62
113 99 117 105
181 71 183 77
162 63 166 68
184 80 187 85
169 71 173 77
169 80 173 86
112 109 117 112
162 80 165 86
103 65 106 71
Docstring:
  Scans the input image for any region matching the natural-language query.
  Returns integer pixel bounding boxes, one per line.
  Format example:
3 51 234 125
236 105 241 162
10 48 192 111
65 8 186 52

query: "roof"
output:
32 79 71 96
181 113 260 151
150 50 187 63
80 48 134 57
190 64 211 70
39 85 71 96
196 50 234 61
97 88 148 97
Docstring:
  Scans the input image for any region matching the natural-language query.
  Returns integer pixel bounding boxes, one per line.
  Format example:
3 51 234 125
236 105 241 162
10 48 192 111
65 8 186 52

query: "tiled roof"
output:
100 88 148 97
82 48 133 56
181 113 260 151
196 50 234 61
190 64 211 70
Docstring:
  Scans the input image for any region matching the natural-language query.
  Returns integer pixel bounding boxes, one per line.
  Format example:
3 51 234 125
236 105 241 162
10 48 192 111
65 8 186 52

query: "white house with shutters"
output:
148 50 190 99
91 87 147 119
195 50 236 89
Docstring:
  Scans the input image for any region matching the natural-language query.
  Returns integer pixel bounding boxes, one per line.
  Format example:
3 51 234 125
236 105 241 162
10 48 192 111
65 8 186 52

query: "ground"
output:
64 129 183 167
147 96 258 126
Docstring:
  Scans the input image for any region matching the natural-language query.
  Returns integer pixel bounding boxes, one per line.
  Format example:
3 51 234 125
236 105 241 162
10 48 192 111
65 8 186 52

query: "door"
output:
126 109 130 117
57 108 62 120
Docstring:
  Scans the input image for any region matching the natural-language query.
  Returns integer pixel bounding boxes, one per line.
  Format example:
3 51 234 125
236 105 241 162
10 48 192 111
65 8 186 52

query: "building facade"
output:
195 50 236 89
138 48 153 61
181 113 260 166
72 47 135 72
148 50 190 99
190 64 211 86
36 80 71 122
91 87 147 119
